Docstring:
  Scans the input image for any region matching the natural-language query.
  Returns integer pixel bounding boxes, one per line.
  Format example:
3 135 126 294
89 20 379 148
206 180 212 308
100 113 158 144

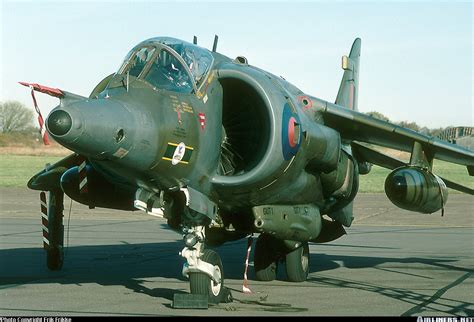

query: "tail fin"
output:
335 38 361 111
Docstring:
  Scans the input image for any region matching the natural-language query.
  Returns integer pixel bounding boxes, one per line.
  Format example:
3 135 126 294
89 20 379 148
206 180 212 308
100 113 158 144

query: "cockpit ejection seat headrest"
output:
159 50 172 67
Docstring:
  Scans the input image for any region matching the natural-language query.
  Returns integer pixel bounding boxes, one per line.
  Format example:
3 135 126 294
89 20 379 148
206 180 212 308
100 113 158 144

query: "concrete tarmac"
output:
0 188 473 316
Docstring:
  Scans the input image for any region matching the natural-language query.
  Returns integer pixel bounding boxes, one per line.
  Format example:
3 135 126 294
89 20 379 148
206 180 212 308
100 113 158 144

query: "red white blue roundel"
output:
282 103 302 160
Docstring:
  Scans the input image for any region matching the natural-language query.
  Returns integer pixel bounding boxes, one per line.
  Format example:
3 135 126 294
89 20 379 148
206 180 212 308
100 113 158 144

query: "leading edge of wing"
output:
323 104 474 169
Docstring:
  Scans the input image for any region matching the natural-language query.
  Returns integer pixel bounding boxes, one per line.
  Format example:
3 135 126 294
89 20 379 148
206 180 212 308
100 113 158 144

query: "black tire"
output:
285 242 309 282
47 246 63 271
254 234 279 281
189 249 224 304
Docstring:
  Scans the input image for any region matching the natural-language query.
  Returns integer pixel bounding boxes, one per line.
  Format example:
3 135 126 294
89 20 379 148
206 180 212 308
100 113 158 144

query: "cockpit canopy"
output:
117 37 214 94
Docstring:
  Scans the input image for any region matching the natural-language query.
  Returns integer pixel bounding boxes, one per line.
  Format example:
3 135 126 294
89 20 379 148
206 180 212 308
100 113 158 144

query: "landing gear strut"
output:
46 190 65 271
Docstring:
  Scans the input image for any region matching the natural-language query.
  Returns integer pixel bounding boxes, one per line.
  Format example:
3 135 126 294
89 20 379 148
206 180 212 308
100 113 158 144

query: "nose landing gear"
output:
180 225 231 304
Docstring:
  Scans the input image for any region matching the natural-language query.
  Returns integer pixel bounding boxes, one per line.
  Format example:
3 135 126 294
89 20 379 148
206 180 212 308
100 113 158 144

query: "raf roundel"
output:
288 116 298 148
281 103 302 160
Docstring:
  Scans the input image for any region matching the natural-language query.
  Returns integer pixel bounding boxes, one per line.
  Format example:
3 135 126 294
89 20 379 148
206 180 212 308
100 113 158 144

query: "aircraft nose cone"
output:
47 110 72 136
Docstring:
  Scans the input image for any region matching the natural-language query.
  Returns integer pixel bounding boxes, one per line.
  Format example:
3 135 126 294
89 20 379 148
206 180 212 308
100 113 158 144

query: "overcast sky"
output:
1 0 472 128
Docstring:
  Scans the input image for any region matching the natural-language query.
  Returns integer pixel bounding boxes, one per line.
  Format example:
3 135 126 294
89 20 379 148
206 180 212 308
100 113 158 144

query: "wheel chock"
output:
172 293 208 309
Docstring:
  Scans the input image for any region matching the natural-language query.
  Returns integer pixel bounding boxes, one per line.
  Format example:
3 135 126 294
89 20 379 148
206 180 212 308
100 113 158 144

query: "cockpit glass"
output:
116 37 214 94
128 47 155 77
181 46 213 84
160 41 213 85
144 49 193 93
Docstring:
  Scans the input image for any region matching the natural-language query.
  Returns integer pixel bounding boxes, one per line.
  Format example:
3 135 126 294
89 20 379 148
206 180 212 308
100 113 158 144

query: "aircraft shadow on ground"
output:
307 253 473 316
0 240 472 315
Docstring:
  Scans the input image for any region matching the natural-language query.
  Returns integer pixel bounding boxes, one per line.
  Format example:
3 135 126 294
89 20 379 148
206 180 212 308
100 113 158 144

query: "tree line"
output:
364 111 447 138
0 101 35 133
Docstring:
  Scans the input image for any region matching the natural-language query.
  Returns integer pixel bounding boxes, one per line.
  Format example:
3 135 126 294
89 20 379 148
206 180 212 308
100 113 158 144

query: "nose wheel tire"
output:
285 242 310 282
189 249 225 304
254 234 279 281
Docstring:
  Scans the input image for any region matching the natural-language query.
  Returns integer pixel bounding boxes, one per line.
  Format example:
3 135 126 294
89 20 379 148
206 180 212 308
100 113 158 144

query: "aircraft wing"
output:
322 104 474 174
351 142 474 195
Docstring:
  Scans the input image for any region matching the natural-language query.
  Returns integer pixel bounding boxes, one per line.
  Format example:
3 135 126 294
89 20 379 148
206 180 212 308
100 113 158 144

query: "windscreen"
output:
144 48 193 93
152 38 214 86
128 47 156 78
114 38 214 93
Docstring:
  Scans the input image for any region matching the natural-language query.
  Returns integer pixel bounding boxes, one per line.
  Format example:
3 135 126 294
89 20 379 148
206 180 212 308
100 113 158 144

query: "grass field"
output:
0 155 63 187
0 154 472 192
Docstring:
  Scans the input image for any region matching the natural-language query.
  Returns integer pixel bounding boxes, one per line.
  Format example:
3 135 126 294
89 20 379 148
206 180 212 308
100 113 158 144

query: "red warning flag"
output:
19 82 64 98
29 86 50 145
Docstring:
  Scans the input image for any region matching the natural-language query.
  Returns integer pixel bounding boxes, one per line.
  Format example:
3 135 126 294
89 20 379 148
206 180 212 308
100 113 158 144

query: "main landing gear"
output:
254 234 310 282
181 229 310 305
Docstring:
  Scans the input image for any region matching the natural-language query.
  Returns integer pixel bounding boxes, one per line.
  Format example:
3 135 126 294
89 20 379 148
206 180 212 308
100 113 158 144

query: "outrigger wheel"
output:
46 190 65 271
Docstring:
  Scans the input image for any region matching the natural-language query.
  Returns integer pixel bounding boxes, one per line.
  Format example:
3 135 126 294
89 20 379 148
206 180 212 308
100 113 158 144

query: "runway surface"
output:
0 188 473 316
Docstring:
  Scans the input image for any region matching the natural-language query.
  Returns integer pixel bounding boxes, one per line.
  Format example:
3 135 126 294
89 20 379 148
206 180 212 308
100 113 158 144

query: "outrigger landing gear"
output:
44 190 65 271
180 224 230 304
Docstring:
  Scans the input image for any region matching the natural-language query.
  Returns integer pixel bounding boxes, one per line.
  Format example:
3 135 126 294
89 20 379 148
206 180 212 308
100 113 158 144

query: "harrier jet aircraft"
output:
23 36 474 304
